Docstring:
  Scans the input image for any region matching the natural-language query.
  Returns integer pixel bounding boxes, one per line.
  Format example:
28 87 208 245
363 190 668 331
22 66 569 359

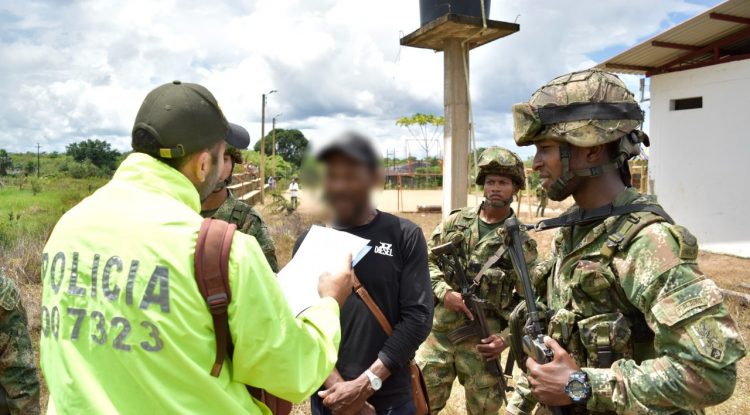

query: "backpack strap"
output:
598 211 667 343
600 211 668 260
194 218 237 377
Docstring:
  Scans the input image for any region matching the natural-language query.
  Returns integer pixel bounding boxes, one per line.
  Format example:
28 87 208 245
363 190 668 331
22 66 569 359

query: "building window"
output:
670 97 703 111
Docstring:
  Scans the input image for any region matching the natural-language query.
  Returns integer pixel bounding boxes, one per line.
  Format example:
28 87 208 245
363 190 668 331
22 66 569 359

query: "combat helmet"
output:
476 146 526 189
511 69 649 200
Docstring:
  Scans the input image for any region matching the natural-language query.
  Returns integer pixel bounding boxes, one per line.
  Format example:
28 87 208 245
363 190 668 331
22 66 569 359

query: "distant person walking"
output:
289 177 300 210
535 186 548 217
268 176 277 191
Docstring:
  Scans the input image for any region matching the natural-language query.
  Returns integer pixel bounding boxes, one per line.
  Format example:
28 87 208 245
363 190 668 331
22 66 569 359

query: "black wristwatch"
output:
564 371 592 404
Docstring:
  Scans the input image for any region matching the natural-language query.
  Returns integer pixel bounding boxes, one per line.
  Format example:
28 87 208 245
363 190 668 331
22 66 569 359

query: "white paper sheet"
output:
277 225 371 316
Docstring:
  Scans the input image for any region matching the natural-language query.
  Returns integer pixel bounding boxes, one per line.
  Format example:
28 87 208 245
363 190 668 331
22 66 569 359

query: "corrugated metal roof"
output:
597 0 750 75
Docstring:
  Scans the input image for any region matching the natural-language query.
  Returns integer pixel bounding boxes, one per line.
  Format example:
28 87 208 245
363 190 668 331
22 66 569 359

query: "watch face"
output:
371 378 382 390
568 380 586 399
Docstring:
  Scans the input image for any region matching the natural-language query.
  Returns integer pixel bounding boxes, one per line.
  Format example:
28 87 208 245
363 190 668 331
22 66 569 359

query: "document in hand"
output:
277 225 371 315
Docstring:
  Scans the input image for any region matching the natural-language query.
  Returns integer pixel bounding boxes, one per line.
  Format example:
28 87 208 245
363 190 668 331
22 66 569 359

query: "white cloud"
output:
0 0 712 160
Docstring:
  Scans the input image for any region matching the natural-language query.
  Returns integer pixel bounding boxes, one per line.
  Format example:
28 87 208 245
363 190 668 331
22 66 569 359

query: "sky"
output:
0 0 723 159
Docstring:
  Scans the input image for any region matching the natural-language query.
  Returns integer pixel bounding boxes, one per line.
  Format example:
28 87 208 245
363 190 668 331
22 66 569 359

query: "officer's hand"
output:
525 336 578 406
318 374 373 414
477 334 506 360
443 290 474 320
318 254 353 308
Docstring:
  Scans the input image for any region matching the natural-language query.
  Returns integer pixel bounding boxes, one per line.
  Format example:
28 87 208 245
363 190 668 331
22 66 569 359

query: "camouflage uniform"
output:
202 192 279 272
507 69 746 415
535 188 547 217
0 274 40 415
417 147 538 415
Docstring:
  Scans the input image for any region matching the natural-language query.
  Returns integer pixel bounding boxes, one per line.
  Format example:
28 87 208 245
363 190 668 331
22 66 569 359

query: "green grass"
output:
0 177 106 246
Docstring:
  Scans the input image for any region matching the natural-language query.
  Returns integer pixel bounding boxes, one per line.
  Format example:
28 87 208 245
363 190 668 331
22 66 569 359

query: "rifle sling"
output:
534 203 674 231
471 245 508 287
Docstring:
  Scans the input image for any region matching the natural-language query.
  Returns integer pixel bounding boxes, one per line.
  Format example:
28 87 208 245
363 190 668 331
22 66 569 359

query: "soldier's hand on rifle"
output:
526 336 579 406
476 334 507 361
318 254 353 308
443 290 474 320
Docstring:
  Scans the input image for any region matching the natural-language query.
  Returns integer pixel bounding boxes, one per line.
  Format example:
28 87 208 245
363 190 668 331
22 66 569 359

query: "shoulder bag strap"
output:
352 273 393 336
194 218 237 377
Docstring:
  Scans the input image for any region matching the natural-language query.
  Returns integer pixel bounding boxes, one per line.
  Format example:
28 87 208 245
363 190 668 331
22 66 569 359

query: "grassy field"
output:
2 184 748 414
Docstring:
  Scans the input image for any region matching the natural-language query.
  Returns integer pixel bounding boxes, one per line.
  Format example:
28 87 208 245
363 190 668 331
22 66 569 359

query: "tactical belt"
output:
534 203 674 231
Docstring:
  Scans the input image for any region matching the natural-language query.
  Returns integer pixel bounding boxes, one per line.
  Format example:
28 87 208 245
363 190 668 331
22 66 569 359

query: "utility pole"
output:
272 113 281 178
36 143 41 177
260 89 277 204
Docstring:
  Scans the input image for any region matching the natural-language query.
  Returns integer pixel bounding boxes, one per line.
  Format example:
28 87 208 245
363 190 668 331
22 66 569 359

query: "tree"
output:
253 129 309 167
66 139 121 171
0 150 12 176
24 161 35 176
396 113 445 160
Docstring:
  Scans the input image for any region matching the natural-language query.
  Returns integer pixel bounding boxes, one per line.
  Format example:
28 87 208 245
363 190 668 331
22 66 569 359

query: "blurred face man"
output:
483 173 515 208
323 152 378 227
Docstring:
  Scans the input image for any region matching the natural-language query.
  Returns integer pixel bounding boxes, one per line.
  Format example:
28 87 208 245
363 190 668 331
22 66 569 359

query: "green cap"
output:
132 80 250 158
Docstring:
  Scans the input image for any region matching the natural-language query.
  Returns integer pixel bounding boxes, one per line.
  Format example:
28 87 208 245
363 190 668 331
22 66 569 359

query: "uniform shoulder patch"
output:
667 224 699 260
687 317 726 362
0 276 21 312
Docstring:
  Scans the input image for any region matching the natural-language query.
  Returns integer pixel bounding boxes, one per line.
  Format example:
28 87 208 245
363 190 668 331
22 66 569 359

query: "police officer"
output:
201 145 278 272
506 69 746 414
0 272 40 415
417 147 538 415
41 81 352 414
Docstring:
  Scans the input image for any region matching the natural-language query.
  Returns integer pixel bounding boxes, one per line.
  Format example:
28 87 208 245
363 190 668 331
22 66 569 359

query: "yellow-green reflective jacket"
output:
41 153 340 415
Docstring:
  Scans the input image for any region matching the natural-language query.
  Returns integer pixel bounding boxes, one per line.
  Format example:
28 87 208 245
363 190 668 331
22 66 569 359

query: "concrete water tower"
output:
400 0 519 215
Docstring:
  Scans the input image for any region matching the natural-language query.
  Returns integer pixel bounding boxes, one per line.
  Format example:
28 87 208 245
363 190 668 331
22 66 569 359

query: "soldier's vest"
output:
441 207 518 318
217 199 258 232
546 209 677 373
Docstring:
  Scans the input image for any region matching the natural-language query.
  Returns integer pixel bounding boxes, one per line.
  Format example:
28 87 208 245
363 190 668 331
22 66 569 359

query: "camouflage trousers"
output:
416 315 506 415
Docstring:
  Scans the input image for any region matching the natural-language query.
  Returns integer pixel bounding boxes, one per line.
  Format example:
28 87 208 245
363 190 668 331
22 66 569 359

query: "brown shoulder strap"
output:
194 218 237 377
352 273 393 336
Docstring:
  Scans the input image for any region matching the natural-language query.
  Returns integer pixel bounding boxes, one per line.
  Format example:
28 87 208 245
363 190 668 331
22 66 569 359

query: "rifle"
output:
504 216 565 415
430 238 508 404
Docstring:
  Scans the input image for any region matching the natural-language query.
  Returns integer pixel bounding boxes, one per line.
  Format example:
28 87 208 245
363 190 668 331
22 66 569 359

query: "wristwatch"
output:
364 369 382 391
564 371 591 404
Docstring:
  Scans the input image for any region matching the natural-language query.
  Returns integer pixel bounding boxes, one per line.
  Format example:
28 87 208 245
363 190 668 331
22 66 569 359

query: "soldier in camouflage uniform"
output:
506 69 746 415
200 146 278 272
417 147 538 415
0 272 40 415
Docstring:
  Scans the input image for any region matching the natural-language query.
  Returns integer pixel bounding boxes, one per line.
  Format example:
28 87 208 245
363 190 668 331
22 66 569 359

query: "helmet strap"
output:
484 195 514 209
547 143 624 201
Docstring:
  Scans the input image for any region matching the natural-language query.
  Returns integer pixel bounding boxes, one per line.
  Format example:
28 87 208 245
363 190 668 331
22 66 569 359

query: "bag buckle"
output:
207 293 229 314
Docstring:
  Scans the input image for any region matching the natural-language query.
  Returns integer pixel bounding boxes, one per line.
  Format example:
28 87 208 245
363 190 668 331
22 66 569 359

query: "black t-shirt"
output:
294 211 433 410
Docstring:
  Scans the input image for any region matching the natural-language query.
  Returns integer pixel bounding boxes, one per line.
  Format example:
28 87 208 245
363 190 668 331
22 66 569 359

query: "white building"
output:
598 0 750 258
